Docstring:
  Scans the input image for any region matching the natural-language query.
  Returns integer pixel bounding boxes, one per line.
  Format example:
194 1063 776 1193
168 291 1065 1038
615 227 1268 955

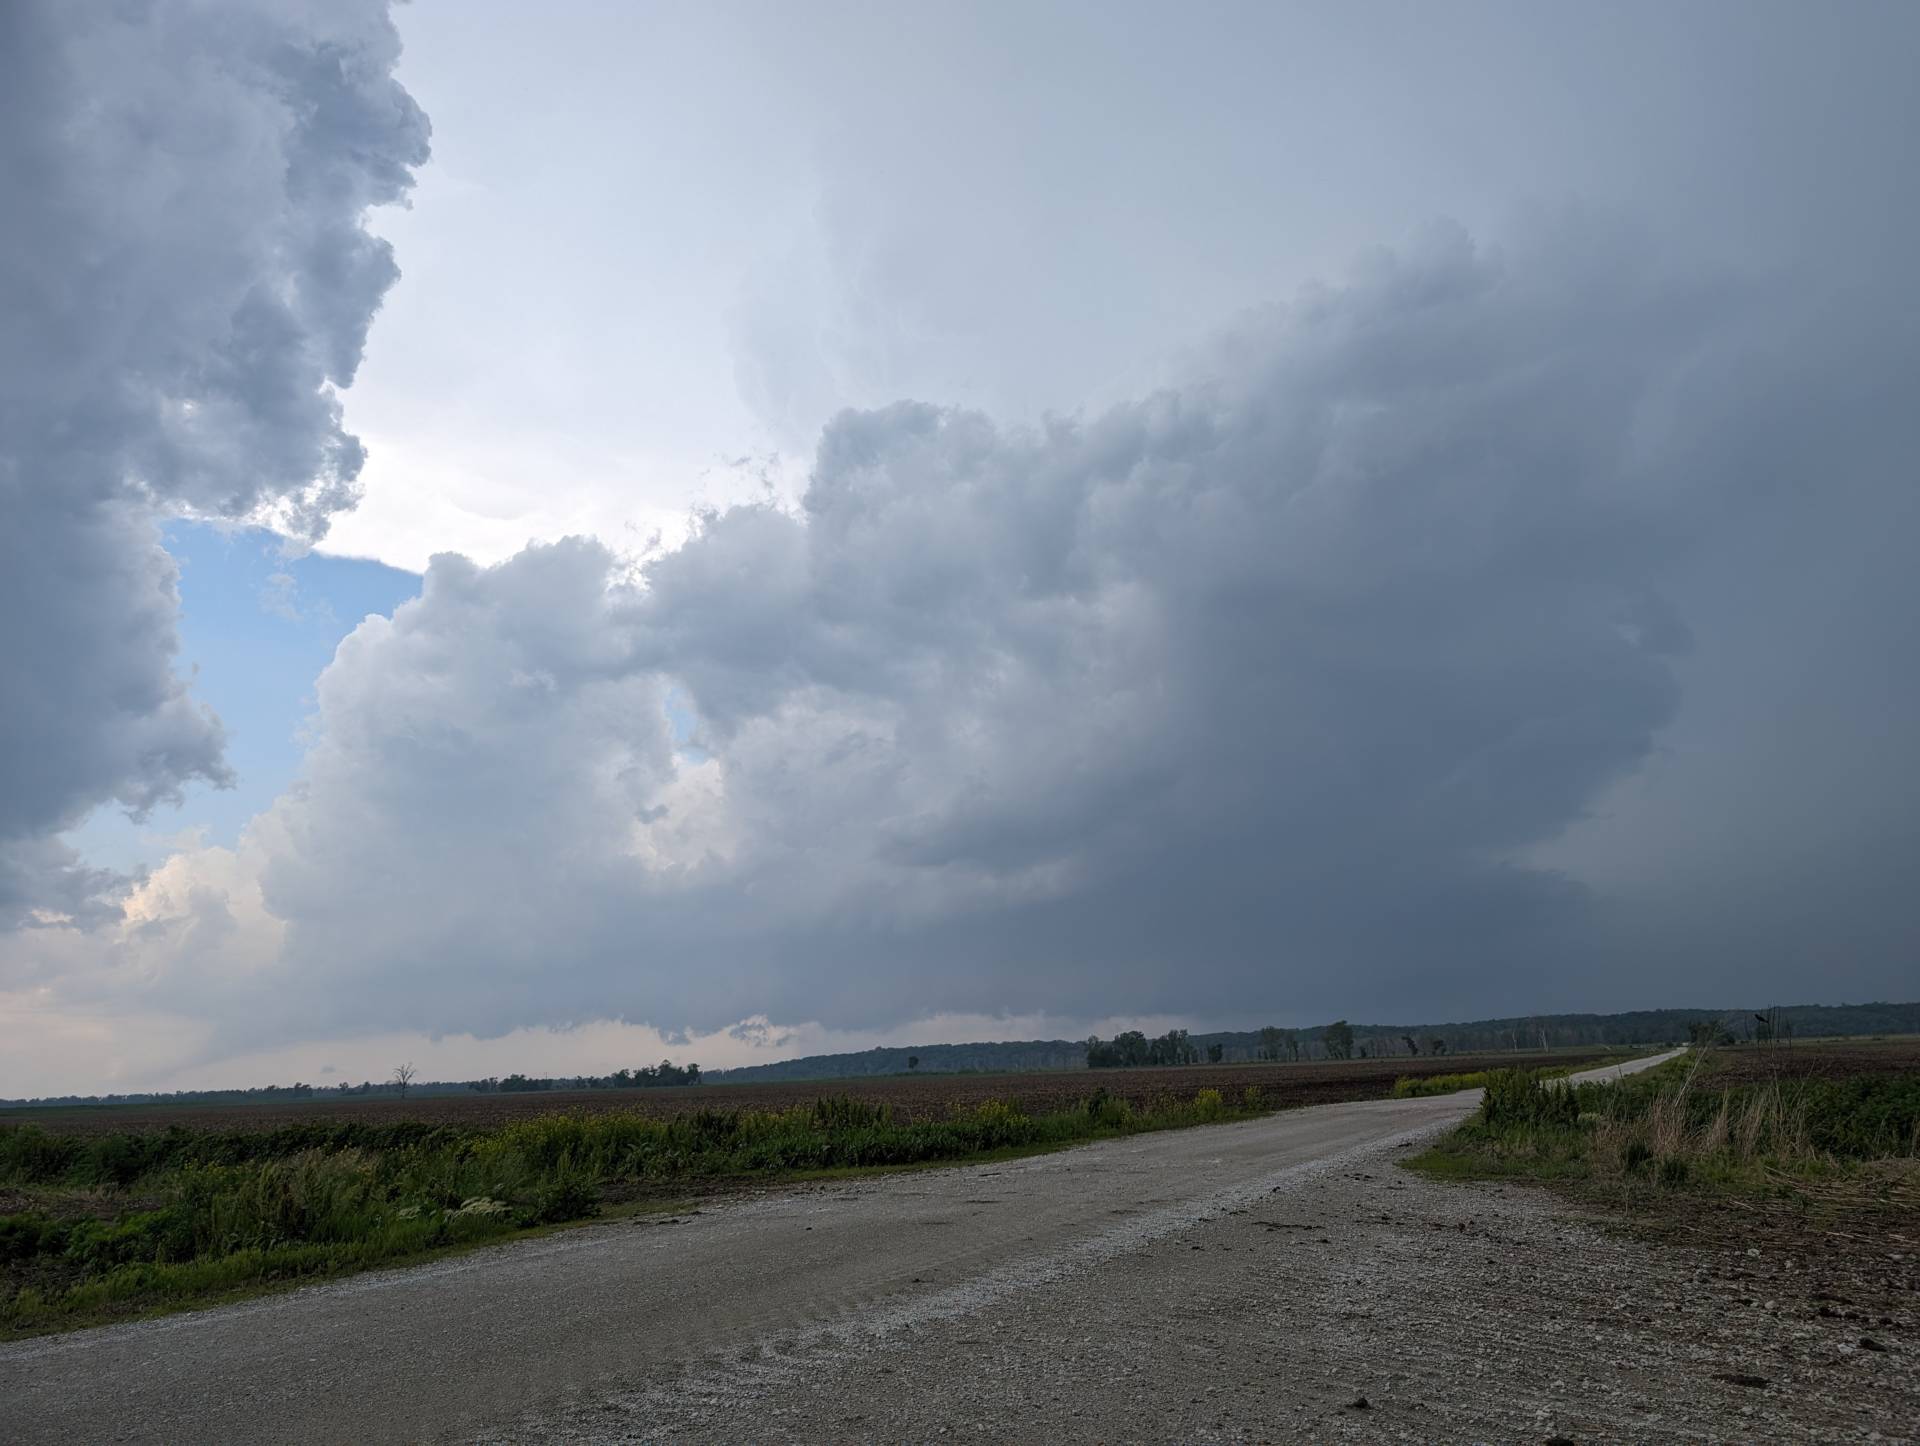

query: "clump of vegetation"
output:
1411 1053 1920 1200
1390 1065 1572 1099
0 1082 1267 1336
1084 1029 1201 1067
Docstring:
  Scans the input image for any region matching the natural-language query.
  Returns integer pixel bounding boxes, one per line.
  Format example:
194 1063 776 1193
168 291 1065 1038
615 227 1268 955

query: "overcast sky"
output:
3 1 1916 1095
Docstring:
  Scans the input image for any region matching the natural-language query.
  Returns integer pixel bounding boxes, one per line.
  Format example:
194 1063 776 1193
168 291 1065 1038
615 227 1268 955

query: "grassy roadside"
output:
1390 1064 1574 1098
1405 1051 1920 1219
1 1083 1268 1338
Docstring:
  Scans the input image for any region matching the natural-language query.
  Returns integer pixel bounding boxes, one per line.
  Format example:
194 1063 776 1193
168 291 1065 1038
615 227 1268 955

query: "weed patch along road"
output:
0 1053 1702 1445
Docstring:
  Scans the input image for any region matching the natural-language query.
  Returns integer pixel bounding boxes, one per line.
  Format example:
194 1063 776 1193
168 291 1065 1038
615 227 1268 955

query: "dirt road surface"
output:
11 1049 1909 1443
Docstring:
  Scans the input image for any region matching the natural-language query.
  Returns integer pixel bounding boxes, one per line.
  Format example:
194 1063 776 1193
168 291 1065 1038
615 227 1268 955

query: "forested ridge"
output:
704 1001 1920 1083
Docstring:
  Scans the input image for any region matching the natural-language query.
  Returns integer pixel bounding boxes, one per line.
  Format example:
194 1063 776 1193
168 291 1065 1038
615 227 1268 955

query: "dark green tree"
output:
1324 1020 1355 1061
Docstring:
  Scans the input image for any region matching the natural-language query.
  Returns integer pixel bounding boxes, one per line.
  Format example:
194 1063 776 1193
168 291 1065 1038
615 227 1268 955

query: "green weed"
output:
1408 1054 1920 1202
0 1080 1269 1335
1390 1065 1573 1100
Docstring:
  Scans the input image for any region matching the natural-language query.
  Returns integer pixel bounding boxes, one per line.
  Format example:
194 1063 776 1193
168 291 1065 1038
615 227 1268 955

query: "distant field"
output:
4 1050 1619 1136
1698 1036 1920 1086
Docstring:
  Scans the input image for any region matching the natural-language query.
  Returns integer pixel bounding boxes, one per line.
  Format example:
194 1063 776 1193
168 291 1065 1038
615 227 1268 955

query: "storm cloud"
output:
5 3 1918 1090
0 0 427 922
87 217 1913 1051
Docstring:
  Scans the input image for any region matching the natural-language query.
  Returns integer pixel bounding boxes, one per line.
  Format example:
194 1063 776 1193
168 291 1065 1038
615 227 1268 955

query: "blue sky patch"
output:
65 523 420 874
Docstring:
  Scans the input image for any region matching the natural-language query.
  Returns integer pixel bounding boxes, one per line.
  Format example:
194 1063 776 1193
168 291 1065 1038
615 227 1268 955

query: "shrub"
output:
1801 1076 1920 1157
962 1099 1030 1150
523 1175 597 1226
1086 1091 1133 1130
812 1095 892 1131
0 1213 68 1263
1478 1070 1579 1131
0 1126 80 1185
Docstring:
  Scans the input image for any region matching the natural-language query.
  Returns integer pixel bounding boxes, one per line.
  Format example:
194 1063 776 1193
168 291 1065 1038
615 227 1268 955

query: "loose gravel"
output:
494 1129 1917 1444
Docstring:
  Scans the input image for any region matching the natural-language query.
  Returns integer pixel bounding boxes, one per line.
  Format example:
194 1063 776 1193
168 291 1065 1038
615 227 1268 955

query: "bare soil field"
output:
1702 1037 1920 1086
3 1050 1614 1136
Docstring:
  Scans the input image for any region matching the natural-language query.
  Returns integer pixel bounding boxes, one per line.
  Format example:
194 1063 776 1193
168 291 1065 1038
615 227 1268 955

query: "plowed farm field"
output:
5 1051 1620 1136
1699 1036 1920 1086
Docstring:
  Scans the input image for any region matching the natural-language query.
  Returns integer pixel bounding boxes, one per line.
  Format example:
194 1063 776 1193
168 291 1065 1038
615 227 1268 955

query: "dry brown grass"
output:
1591 1077 1821 1180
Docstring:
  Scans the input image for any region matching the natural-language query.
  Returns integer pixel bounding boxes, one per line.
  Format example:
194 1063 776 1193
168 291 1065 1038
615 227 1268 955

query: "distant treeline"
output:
704 1039 1091 1084
702 1001 1920 1083
1087 1021 1358 1068
6 1002 1918 1106
2 1061 703 1110
474 1061 701 1092
1086 1029 1203 1068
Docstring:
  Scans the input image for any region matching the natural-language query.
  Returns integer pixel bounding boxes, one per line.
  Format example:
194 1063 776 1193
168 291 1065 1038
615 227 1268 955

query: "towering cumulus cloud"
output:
9 7 1916 1082
0 2 428 923
212 223 1767 1043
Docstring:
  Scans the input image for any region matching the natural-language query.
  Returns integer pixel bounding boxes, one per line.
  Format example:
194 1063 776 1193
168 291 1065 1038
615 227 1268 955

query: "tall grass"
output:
1420 1057 1920 1193
0 1085 1266 1334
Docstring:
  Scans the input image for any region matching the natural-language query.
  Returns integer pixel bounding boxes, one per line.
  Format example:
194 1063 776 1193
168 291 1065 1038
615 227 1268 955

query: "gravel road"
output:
21 1049 1909 1443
